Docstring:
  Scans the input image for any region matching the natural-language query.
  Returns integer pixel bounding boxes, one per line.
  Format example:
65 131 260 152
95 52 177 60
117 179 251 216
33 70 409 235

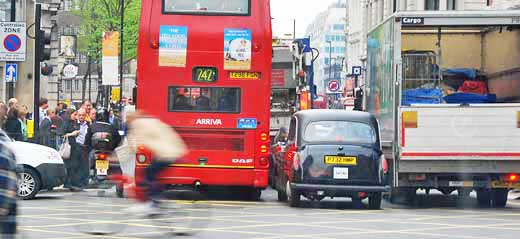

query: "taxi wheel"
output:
368 192 382 209
492 189 508 208
476 189 491 207
286 181 300 207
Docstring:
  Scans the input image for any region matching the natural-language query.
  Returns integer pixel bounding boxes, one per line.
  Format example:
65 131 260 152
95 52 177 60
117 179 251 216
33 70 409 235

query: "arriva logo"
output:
196 118 223 126
232 159 253 164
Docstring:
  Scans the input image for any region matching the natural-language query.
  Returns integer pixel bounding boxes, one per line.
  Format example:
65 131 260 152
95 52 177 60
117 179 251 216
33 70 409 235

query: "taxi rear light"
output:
260 145 268 153
380 155 388 174
408 174 426 181
358 192 367 199
97 153 107 160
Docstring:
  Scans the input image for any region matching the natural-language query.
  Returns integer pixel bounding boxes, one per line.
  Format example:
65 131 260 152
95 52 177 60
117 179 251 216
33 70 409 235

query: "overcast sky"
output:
271 0 339 38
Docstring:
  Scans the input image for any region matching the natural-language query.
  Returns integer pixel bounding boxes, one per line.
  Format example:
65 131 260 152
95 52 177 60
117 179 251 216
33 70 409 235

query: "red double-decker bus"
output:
136 0 272 198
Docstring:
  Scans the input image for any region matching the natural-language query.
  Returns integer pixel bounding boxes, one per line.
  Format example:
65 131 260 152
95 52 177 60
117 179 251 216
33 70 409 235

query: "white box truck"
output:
365 11 520 207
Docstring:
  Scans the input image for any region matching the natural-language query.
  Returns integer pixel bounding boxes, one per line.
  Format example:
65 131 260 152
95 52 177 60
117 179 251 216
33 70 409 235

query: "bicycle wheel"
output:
149 189 212 237
72 180 133 236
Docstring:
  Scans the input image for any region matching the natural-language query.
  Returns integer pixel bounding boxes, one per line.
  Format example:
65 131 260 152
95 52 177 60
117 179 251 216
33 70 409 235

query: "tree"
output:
73 0 141 61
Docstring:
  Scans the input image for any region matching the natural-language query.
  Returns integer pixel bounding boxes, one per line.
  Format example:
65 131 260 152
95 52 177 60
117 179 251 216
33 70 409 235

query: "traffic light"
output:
40 62 53 76
38 30 51 61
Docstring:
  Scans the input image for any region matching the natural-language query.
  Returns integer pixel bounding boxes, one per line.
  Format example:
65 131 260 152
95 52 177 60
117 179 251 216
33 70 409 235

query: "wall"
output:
401 32 483 69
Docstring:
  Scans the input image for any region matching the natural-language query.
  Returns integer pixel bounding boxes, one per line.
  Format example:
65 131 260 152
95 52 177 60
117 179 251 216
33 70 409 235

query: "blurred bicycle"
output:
73 174 211 237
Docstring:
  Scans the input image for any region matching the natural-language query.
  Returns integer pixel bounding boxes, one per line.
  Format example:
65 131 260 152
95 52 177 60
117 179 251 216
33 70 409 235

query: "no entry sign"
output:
0 22 26 61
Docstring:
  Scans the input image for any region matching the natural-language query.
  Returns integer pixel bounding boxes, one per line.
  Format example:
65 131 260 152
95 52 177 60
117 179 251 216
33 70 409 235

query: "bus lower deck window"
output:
163 0 250 15
169 87 241 113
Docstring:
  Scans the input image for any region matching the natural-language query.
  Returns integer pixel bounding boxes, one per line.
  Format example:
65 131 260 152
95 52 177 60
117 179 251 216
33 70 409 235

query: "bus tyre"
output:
277 189 287 202
492 189 508 208
286 181 300 207
369 192 383 210
247 189 262 201
476 190 491 207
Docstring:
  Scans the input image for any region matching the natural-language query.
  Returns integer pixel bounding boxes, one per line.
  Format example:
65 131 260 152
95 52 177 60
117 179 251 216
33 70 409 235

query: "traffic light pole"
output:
119 0 124 108
33 4 41 134
7 0 16 99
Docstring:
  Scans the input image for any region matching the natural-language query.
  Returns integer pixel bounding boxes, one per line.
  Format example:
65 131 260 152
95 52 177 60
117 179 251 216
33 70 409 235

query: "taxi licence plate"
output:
96 160 109 170
325 156 357 165
229 72 260 79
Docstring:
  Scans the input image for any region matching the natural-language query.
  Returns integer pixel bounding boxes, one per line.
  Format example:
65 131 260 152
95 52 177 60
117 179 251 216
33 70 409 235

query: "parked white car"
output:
0 131 66 200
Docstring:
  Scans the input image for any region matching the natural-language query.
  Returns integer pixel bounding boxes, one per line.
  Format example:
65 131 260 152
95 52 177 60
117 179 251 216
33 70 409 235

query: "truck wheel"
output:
368 192 382 209
287 181 300 207
492 189 508 208
476 190 491 207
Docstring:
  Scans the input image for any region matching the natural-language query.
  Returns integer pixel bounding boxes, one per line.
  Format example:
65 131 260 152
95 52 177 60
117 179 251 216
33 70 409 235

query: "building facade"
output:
305 0 347 95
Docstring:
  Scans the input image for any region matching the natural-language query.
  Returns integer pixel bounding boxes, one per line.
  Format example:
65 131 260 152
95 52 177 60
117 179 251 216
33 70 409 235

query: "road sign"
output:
0 22 26 61
328 80 341 92
4 63 17 83
62 64 78 78
352 66 362 76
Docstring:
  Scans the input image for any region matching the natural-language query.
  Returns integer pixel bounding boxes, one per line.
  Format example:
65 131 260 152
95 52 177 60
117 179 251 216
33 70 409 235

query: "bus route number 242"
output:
193 67 218 83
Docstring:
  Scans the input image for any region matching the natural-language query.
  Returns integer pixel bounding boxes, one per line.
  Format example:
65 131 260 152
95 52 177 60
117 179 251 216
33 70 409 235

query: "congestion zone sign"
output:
0 22 26 62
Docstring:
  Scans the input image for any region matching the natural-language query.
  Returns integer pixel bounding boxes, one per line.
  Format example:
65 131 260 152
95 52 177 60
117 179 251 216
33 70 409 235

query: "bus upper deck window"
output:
163 0 250 15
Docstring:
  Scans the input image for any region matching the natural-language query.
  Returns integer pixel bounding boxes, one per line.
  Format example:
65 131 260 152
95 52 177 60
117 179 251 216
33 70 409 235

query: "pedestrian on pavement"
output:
65 108 90 190
39 98 49 124
0 102 7 130
89 108 97 124
6 98 17 112
39 108 57 148
0 129 17 237
61 108 76 189
109 108 122 131
52 108 64 150
57 103 68 120
18 106 28 142
5 108 22 141
81 101 93 124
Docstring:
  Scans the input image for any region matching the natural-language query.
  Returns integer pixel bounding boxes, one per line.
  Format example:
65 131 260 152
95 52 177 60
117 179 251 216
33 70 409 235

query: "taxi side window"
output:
288 117 296 141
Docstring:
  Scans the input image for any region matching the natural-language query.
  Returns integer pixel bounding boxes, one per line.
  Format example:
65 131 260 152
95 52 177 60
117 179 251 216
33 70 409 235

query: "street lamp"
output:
119 0 124 109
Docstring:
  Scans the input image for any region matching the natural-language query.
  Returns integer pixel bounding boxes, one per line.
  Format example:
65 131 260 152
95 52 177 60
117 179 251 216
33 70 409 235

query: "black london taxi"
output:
271 110 389 209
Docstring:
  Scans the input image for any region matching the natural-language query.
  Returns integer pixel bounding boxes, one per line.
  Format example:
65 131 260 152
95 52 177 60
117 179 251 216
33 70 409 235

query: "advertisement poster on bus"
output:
224 28 251 70
159 25 188 67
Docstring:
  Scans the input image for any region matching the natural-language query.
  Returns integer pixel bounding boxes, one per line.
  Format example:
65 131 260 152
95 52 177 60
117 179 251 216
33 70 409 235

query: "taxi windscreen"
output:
163 0 250 15
304 121 376 144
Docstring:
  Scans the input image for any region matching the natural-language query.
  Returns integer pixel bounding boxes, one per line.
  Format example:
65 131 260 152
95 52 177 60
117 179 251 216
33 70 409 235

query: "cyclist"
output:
125 110 187 214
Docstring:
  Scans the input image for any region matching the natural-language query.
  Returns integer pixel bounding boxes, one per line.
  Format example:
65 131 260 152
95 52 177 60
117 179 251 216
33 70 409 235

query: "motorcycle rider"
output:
84 108 122 181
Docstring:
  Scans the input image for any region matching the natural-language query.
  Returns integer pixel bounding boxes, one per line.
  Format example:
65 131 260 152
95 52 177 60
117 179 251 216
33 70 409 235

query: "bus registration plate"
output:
229 72 260 79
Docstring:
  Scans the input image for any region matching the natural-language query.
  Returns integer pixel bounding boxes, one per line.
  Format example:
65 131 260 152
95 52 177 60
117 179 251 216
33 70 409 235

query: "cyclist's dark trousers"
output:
145 160 171 198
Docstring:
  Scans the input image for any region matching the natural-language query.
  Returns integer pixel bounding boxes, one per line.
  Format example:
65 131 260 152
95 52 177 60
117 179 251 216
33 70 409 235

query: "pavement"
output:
16 188 520 239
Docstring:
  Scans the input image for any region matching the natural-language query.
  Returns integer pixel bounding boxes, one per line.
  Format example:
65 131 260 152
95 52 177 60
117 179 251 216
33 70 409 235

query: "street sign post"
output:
352 66 362 76
327 80 342 94
4 63 16 82
62 64 78 79
0 22 26 61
